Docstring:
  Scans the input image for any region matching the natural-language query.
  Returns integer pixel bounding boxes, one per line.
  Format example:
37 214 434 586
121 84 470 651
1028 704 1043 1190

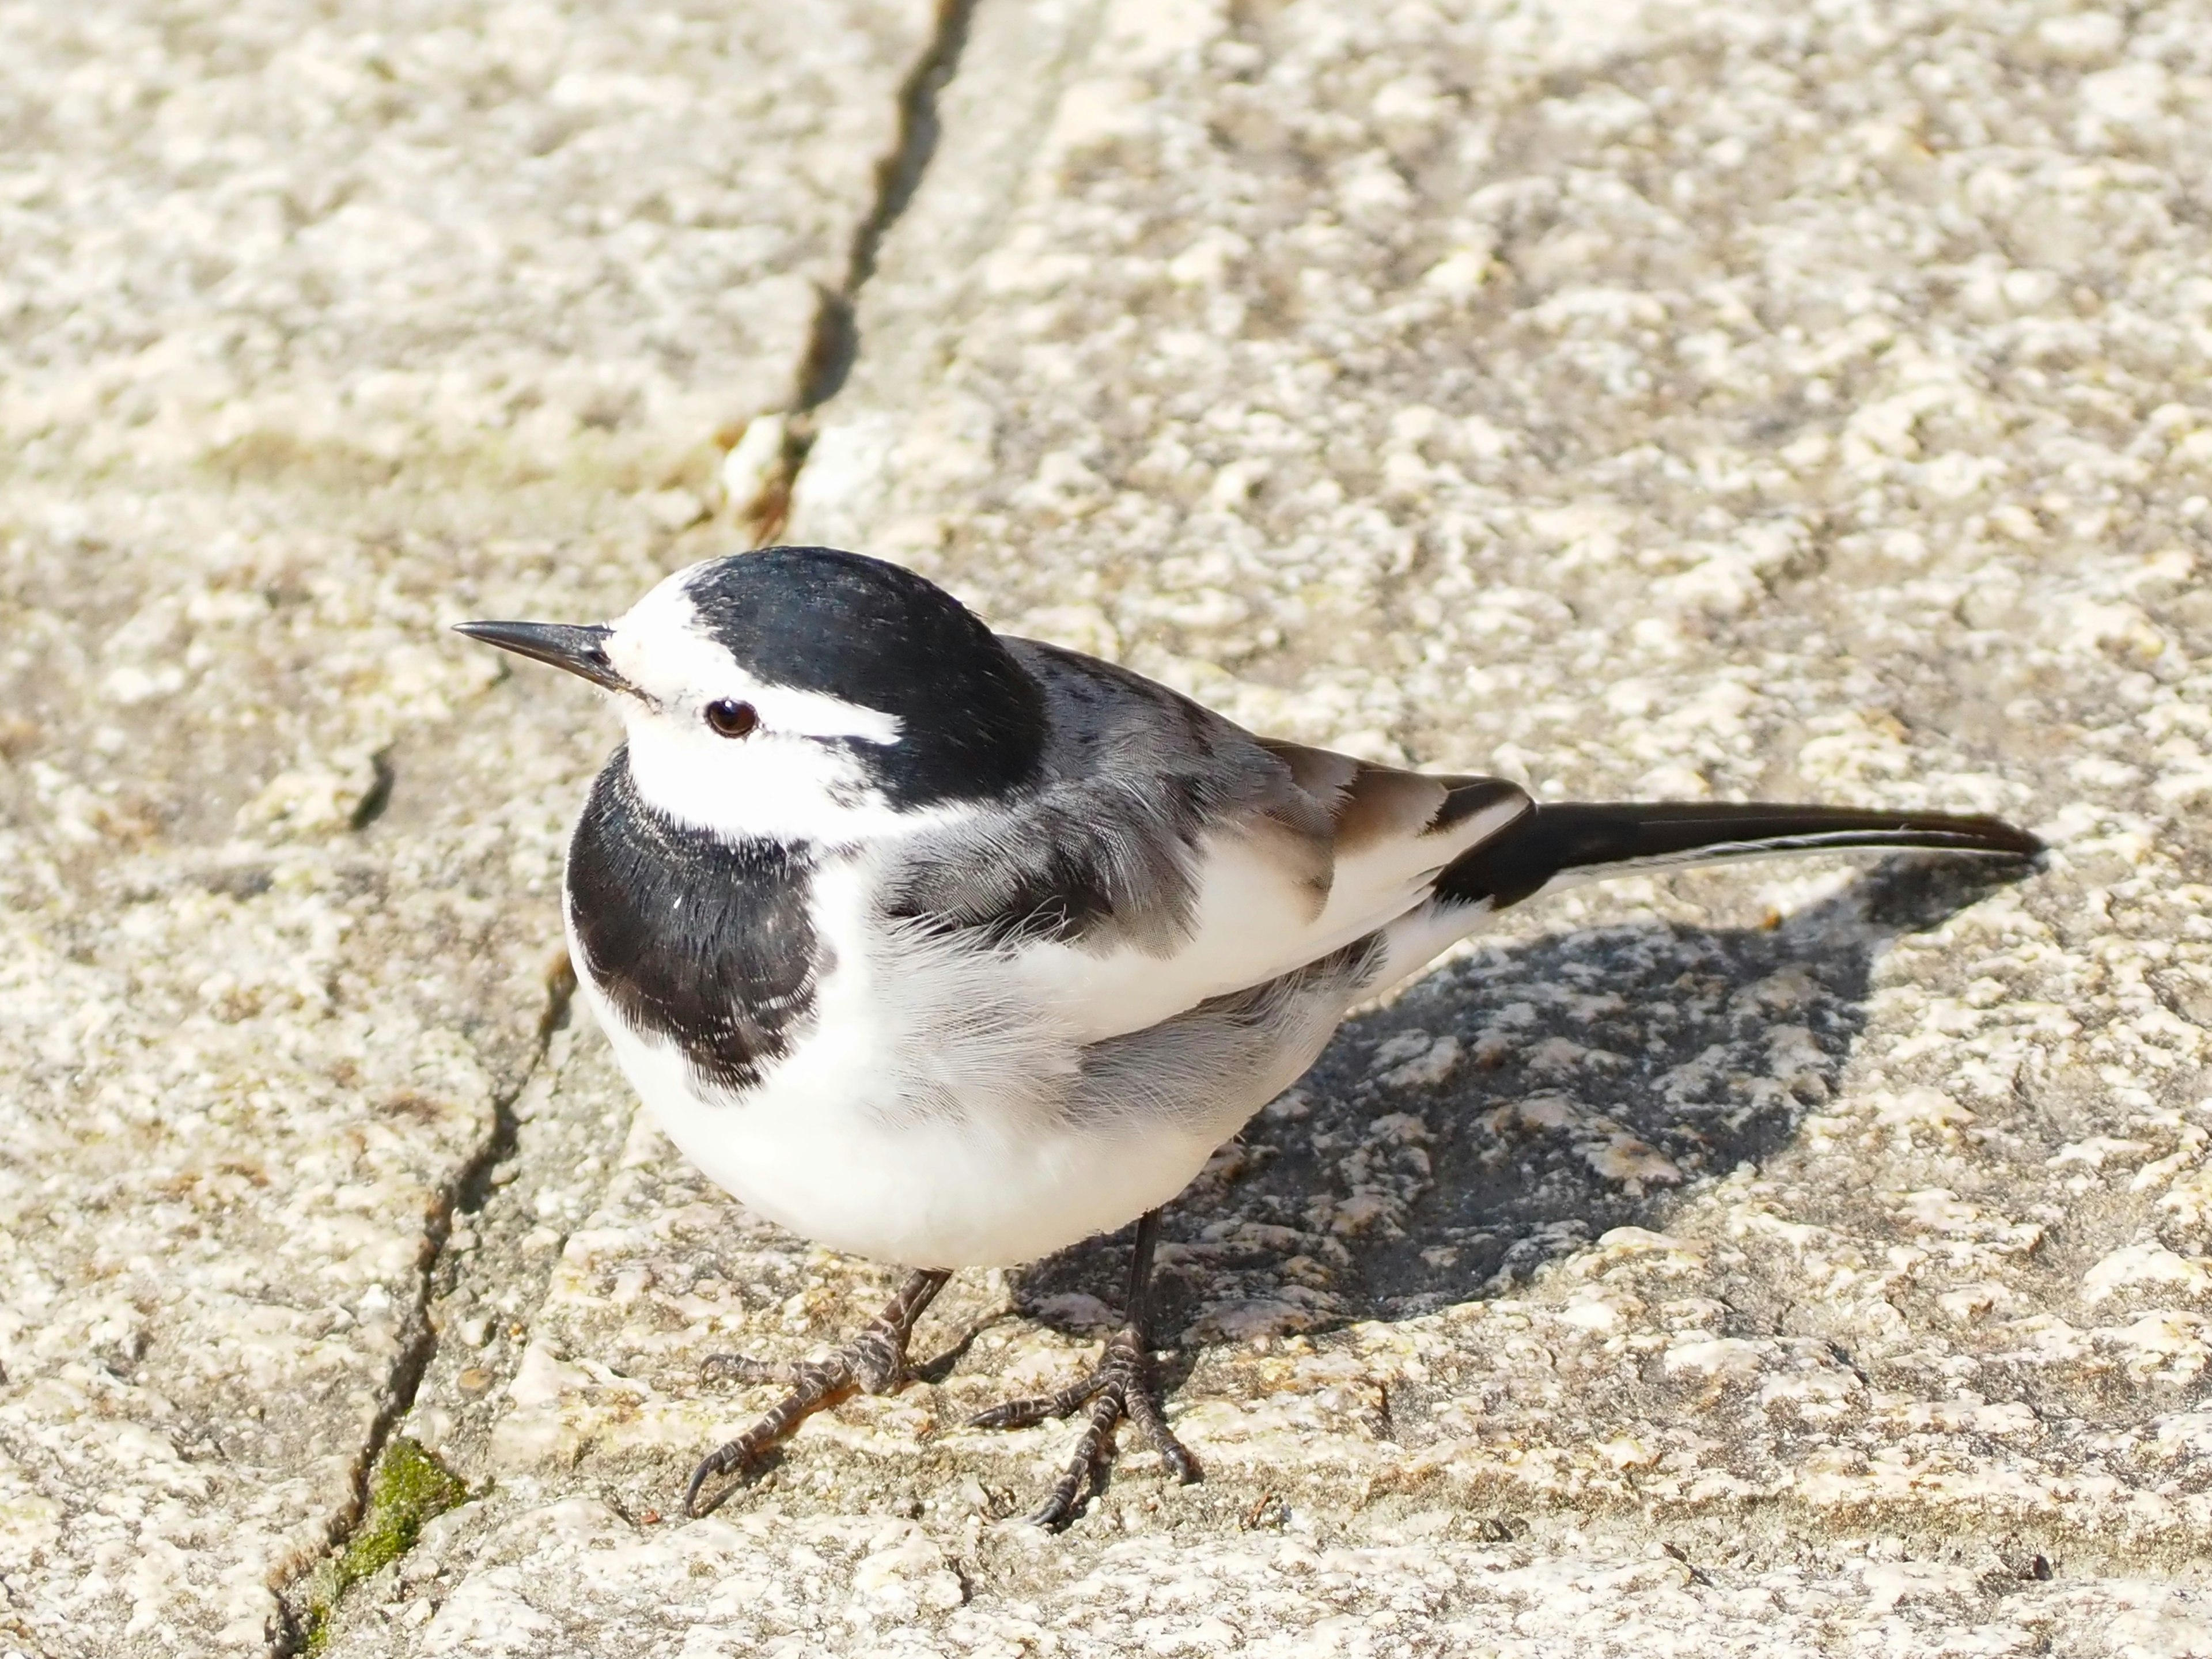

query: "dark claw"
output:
1125 1376 1201 1484
1027 1385 1124 1527
683 1391 819 1517
683 1443 741 1516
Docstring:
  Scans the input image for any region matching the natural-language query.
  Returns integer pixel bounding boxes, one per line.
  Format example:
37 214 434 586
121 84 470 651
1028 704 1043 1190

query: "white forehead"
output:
605 562 902 745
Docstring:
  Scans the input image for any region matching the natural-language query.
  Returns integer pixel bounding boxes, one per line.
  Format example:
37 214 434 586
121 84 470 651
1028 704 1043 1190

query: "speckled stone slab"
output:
10 0 2212 1652
316 0 2212 1653
0 1 934 1652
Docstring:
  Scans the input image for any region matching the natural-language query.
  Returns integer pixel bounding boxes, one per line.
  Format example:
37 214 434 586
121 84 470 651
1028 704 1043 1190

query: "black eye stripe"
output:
704 699 759 738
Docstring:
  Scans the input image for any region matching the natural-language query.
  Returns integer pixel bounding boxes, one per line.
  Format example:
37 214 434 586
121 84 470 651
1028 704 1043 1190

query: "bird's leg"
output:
686 1266 951 1515
969 1207 1199 1527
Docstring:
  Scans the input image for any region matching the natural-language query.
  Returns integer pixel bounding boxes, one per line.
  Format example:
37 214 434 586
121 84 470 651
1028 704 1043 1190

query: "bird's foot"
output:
686 1268 948 1516
968 1320 1199 1527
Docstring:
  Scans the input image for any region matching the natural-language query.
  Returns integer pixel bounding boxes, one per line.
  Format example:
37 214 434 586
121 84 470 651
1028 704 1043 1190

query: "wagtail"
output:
459 546 2040 1525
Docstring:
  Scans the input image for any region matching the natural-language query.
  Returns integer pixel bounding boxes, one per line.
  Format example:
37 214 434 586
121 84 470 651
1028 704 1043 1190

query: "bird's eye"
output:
704 699 759 738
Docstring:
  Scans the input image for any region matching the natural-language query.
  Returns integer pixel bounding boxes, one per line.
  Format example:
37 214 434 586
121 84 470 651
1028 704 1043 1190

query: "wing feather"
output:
879 643 1533 1042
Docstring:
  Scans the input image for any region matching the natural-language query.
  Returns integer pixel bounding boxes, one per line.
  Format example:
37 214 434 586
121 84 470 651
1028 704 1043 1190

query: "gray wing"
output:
880 639 1320 955
880 638 1531 1043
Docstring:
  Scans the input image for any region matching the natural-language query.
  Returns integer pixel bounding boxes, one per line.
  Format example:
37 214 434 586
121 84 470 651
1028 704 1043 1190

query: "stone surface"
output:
1 0 926 482
0 1 934 1653
308 1491 2212 1657
325 0 2212 1652
10 0 2212 1653
776 0 2212 1565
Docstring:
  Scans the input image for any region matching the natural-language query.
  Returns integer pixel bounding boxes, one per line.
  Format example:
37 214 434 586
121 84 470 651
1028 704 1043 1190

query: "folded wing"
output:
879 642 1531 1043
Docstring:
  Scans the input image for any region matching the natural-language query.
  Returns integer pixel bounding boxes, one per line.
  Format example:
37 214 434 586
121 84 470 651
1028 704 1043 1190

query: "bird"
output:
456 544 2041 1526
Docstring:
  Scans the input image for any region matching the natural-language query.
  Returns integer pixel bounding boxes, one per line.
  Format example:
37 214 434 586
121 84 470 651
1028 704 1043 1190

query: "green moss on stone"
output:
301 1437 469 1652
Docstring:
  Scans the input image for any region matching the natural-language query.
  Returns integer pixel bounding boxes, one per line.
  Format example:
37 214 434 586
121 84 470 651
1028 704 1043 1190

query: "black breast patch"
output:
566 749 826 1095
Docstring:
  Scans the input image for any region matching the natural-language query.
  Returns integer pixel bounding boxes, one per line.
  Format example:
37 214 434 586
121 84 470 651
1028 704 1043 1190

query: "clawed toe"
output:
969 1324 1199 1528
966 1370 1099 1433
685 1354 851 1515
683 1268 950 1516
1123 1372 1200 1483
683 1438 754 1516
682 1218 1195 1527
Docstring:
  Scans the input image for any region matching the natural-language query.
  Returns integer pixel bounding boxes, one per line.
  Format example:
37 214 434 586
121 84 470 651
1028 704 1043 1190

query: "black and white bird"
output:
459 546 2039 1525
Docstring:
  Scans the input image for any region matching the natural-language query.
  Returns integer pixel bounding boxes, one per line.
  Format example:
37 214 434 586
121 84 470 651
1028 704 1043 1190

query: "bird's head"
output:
457 547 1044 840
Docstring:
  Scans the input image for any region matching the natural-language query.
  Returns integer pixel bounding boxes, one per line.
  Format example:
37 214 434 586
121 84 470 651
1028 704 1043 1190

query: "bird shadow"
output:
1008 854 2032 1353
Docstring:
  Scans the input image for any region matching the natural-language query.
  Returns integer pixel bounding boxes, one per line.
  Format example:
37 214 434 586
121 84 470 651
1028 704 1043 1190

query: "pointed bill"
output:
454 620 635 695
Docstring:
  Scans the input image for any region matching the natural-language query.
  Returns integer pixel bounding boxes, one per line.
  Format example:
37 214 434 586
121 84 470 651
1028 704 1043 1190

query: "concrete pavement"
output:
3 0 2210 1652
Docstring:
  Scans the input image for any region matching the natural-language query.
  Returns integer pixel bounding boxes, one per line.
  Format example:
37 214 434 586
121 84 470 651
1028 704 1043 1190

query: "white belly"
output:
564 849 1459 1269
577 967 1221 1266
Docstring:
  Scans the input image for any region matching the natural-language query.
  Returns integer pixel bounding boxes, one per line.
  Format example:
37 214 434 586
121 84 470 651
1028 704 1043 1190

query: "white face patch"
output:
607 563 906 743
601 561 924 843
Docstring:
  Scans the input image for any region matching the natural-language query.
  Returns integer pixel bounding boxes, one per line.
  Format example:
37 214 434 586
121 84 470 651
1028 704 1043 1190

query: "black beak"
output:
453 620 634 695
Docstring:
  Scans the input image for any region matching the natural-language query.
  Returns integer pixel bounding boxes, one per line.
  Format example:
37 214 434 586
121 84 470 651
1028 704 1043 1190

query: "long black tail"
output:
1437 800 2043 912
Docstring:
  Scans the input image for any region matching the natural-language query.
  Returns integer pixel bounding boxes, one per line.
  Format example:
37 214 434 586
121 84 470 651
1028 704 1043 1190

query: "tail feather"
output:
1435 800 2043 912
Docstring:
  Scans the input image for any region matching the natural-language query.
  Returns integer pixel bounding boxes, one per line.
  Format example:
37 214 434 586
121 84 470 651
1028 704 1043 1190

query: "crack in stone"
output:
743 0 980 541
347 750 397 833
804 0 980 412
271 955 578 1654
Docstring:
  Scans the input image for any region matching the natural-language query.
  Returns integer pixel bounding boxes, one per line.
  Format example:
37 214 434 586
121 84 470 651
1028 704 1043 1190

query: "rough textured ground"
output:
3 0 2210 1654
0 1 931 1652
